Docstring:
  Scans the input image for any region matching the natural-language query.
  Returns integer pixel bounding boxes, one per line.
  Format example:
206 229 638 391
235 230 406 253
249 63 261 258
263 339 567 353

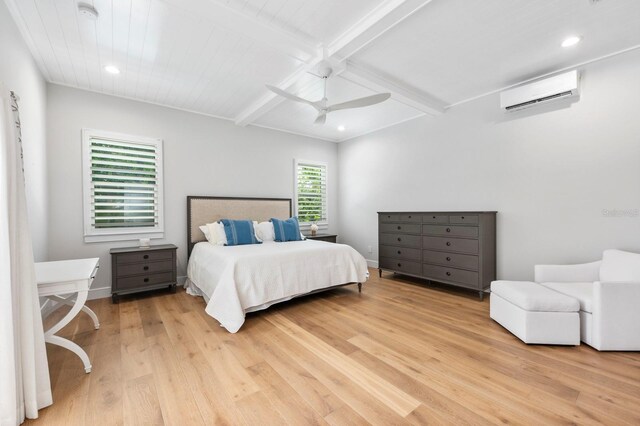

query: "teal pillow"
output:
271 217 302 242
220 219 261 246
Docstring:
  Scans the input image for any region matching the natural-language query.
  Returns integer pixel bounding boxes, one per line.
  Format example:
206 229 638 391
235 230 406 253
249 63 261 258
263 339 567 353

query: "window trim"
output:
82 128 165 243
294 159 328 230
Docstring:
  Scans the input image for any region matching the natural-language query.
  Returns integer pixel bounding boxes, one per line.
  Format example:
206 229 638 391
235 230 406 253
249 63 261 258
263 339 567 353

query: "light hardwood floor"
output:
29 268 640 425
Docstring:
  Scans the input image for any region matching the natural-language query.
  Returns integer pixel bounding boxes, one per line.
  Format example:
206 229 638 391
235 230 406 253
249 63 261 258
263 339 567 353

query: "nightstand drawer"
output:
116 260 174 277
115 272 174 291
116 250 173 264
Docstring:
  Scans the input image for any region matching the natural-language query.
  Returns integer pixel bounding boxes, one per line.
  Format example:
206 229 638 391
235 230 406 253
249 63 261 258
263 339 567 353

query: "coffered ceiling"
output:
5 0 640 142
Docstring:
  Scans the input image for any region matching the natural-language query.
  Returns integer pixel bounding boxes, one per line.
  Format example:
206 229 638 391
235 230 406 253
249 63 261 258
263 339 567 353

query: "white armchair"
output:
535 250 640 351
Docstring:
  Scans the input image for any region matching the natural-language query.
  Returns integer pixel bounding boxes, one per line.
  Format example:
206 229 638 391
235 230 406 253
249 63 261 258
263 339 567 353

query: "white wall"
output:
338 50 640 280
0 0 48 261
47 84 338 297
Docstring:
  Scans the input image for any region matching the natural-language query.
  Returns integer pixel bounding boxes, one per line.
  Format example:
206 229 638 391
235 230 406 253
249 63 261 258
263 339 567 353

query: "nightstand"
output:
306 234 337 243
110 244 177 303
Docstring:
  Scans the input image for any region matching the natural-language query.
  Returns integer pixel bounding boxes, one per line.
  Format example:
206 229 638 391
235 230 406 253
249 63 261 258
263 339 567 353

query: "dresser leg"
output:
378 268 382 278
170 284 177 294
112 294 119 304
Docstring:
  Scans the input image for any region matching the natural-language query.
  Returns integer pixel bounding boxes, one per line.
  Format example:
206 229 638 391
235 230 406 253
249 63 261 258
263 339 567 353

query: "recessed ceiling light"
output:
78 3 99 20
561 35 582 48
337 125 346 132
104 65 120 74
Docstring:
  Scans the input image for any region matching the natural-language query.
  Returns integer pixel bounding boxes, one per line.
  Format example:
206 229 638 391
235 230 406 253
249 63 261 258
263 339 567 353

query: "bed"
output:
185 196 368 333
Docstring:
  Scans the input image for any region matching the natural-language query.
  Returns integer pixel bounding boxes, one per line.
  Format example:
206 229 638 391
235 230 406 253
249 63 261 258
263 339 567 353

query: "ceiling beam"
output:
340 61 445 116
327 0 434 59
164 0 319 64
234 0 438 126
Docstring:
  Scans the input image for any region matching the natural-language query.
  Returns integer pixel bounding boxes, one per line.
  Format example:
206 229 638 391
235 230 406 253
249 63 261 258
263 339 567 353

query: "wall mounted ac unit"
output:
500 70 580 112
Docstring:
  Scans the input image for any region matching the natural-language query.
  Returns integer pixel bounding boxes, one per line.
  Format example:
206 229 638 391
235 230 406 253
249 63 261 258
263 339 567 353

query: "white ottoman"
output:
490 280 580 345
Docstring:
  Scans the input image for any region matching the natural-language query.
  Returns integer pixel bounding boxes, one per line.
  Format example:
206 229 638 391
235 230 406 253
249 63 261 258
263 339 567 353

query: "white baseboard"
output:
366 259 379 268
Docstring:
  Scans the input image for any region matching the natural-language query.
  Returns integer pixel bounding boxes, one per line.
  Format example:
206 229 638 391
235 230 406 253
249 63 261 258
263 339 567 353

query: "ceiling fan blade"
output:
314 113 327 125
327 93 391 112
266 85 320 110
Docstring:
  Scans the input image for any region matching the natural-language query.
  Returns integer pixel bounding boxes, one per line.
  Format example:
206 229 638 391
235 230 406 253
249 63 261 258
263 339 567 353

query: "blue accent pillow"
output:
271 217 302 242
220 219 261 246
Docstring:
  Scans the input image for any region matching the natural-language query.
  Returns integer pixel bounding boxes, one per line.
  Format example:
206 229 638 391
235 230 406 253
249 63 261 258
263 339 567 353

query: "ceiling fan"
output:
266 62 391 125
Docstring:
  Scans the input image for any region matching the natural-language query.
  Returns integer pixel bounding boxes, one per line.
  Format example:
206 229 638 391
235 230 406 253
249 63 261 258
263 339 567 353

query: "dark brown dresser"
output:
110 244 177 303
378 212 496 299
306 234 337 243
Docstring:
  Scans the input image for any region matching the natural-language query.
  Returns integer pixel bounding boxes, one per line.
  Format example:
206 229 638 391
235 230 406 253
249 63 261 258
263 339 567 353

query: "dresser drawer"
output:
423 250 479 271
380 223 421 234
449 215 479 225
380 258 422 275
380 245 421 261
423 264 479 288
115 272 174 291
116 260 174 277
379 233 421 248
422 214 449 224
116 250 173 264
379 214 400 223
422 225 479 239
399 214 421 223
422 236 479 254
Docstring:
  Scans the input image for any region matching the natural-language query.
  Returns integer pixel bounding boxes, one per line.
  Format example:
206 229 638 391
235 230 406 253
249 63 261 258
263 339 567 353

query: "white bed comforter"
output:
186 240 368 333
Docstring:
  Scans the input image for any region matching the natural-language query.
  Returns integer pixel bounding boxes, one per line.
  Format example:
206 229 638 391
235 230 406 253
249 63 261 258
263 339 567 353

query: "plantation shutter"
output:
296 161 327 225
89 137 159 229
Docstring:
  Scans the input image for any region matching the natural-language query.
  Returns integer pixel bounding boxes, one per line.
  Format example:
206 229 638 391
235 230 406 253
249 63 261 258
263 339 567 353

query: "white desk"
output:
36 258 100 373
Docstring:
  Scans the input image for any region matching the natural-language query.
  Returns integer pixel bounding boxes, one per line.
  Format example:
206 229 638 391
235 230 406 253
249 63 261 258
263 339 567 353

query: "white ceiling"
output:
5 0 640 142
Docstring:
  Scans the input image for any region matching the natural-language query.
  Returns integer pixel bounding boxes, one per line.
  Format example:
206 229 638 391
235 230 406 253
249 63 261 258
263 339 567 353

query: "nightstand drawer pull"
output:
446 271 452 276
143 254 149 259
446 241 451 246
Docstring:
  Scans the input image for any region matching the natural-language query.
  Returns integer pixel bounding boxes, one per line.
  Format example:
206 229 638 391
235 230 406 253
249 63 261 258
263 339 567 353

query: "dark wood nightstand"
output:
109 244 177 303
306 234 337 243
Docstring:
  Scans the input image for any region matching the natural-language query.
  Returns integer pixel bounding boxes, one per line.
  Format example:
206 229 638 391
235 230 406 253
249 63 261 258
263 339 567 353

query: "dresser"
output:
378 212 496 299
110 244 177 303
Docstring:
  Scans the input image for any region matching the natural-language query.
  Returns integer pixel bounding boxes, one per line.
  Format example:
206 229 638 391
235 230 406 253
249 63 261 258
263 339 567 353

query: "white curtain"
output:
0 85 52 425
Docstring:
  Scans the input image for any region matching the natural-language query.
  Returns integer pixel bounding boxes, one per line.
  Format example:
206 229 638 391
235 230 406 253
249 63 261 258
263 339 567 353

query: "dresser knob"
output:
397 226 401 230
397 237 402 242
144 278 149 283
143 255 149 259
461 216 465 220
432 216 436 219
446 241 451 246
397 250 401 255
446 228 451 233
446 257 451 261
408 215 412 218
397 263 402 267
446 272 452 276
143 266 149 271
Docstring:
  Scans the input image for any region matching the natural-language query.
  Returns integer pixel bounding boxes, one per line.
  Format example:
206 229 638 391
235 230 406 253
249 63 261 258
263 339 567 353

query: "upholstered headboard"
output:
186 196 292 256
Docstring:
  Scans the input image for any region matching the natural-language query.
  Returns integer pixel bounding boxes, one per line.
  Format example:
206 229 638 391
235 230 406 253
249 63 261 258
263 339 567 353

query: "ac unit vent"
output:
500 71 579 112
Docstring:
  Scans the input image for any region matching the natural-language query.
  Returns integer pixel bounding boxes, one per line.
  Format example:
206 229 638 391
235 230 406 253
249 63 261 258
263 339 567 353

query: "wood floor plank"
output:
28 268 640 425
123 374 164 425
267 313 421 417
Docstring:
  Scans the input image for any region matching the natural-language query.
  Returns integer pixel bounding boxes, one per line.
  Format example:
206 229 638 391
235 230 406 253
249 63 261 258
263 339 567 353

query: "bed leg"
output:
357 282 362 293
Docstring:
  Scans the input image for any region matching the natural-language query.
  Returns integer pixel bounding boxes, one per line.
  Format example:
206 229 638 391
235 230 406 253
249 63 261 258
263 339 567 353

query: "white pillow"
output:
205 221 227 246
199 225 210 241
600 249 640 282
253 221 275 242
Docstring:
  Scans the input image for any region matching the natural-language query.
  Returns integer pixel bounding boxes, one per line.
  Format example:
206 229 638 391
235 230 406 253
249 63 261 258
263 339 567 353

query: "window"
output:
295 160 328 229
82 129 164 243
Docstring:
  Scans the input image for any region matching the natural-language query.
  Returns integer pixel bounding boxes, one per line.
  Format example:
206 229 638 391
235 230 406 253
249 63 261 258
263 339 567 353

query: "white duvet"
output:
186 240 368 333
